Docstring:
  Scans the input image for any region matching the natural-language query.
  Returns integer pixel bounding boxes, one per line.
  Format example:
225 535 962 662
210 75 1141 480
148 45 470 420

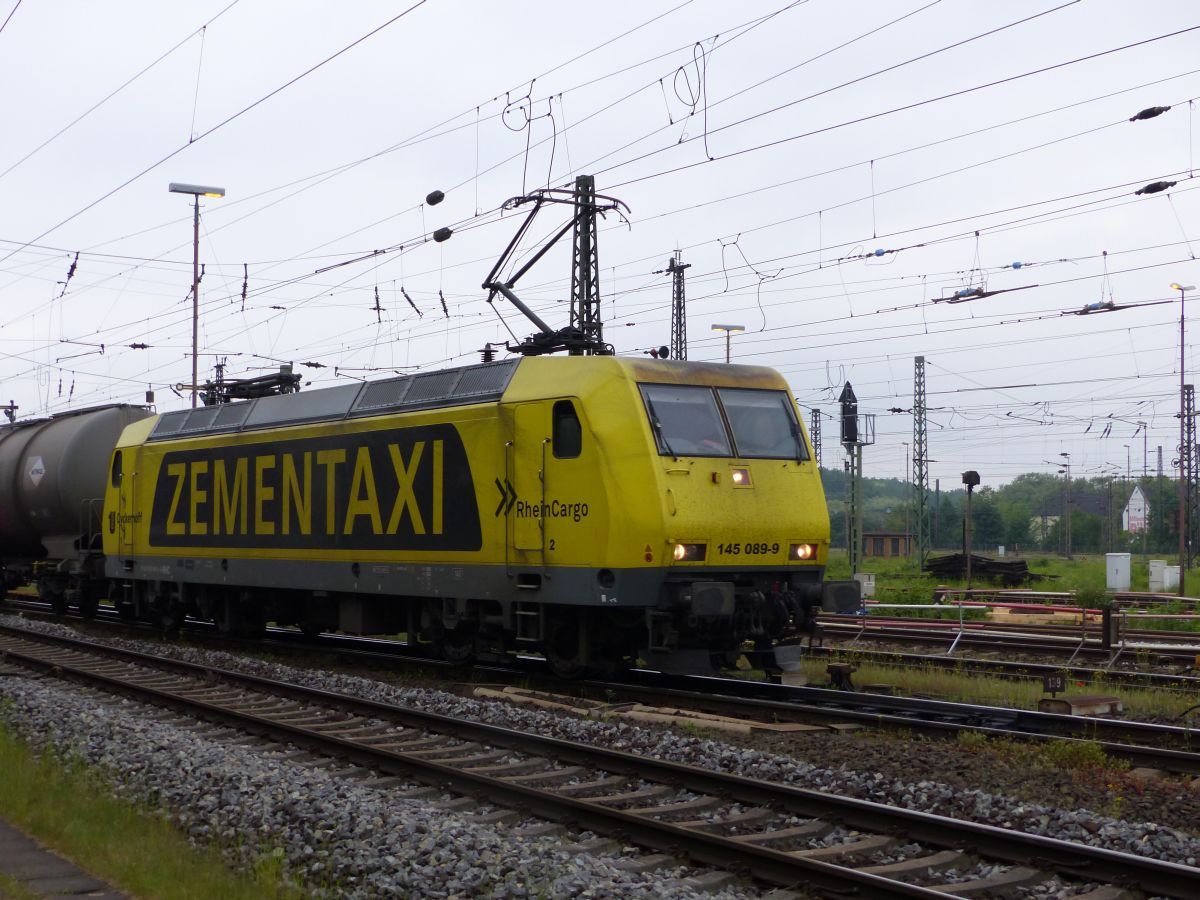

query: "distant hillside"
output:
817 467 1173 554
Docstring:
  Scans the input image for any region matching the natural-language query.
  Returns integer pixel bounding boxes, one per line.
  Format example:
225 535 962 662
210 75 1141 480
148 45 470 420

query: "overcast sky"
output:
1 0 1198 490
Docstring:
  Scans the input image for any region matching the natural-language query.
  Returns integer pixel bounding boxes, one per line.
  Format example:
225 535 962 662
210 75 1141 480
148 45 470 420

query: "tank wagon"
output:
0 404 152 613
2 356 855 675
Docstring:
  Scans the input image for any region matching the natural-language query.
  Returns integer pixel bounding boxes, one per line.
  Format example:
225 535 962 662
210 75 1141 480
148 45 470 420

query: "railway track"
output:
803 644 1200 692
820 615 1200 664
6 597 1200 775
578 673 1200 775
1 622 1197 898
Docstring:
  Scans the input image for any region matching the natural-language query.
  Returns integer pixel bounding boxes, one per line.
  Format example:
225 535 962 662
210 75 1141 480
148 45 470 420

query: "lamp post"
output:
1172 282 1195 595
711 323 744 363
962 470 980 588
169 182 225 407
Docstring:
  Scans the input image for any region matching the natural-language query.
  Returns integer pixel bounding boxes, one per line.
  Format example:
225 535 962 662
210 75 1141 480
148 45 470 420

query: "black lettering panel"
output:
147 424 482 551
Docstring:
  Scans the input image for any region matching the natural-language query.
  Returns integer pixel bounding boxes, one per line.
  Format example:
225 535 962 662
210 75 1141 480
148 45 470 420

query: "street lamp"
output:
1172 282 1195 595
169 182 226 407
711 323 744 363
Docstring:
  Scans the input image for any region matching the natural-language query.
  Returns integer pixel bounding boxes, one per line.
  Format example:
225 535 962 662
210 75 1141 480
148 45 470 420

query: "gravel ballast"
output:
0 675 757 898
3 614 1199 894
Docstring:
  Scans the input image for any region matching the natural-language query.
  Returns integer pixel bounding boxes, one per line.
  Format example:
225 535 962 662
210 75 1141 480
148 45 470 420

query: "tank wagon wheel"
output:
39 582 67 617
710 651 742 671
77 588 99 620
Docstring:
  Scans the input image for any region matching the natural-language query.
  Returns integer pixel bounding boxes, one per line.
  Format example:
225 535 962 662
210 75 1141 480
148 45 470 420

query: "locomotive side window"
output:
718 388 809 460
110 450 122 487
552 400 582 459
639 384 732 457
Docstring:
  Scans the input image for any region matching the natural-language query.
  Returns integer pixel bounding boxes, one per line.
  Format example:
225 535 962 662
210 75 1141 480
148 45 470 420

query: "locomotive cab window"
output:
639 384 732 457
110 451 122 487
719 388 809 460
552 400 582 459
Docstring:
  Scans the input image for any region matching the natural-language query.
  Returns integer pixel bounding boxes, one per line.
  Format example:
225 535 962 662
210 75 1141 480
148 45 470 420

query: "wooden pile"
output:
922 553 1054 585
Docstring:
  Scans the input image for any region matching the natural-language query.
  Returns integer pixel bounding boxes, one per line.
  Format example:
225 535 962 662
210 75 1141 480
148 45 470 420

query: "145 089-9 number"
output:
717 542 779 556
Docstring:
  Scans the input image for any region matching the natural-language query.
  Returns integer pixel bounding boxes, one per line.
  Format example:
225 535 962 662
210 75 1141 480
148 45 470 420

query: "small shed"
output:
862 532 912 558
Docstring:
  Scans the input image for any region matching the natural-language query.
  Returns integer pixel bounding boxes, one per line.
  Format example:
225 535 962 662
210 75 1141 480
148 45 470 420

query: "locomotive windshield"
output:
640 384 732 457
639 384 809 460
718 387 809 460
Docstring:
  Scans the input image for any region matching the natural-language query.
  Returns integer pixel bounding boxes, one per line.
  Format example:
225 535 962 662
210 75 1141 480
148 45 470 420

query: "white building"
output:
1122 485 1148 533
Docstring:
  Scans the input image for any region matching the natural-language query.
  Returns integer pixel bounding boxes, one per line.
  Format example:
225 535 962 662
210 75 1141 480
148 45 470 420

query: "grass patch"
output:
0 871 39 900
0 722 300 900
955 731 1123 774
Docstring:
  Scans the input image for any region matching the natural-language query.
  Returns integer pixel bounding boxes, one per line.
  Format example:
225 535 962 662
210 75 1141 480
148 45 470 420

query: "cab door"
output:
113 449 136 556
508 403 547 560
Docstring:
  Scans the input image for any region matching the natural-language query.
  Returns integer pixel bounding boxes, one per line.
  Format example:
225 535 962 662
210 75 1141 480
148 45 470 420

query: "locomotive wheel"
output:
111 582 136 621
158 591 185 633
544 613 587 679
440 627 477 664
299 622 323 640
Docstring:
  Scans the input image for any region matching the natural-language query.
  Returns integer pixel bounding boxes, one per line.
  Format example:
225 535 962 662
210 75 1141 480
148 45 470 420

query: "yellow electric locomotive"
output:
100 354 848 674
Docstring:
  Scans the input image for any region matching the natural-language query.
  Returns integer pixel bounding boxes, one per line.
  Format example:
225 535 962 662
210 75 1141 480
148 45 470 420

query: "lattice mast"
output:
1186 384 1198 569
809 409 822 468
913 356 931 567
667 250 690 360
569 175 603 353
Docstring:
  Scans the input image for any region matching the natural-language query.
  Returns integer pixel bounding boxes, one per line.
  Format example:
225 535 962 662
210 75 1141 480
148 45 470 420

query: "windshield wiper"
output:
643 395 676 456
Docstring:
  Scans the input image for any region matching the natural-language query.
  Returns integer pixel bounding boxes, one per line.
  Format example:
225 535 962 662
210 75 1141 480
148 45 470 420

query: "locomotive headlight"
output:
730 467 752 486
789 543 816 561
672 543 707 562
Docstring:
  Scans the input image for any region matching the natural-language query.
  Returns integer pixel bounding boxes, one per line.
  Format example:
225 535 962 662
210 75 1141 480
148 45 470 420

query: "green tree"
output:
970 489 1005 549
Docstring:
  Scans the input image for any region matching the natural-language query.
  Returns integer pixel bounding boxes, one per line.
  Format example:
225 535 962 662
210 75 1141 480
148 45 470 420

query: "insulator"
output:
1129 105 1171 122
1135 180 1177 196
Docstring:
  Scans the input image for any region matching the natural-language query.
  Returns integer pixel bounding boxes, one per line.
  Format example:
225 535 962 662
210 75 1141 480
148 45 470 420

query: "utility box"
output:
1164 565 1181 590
853 572 876 599
1105 553 1131 591
997 545 1006 557
1149 560 1167 592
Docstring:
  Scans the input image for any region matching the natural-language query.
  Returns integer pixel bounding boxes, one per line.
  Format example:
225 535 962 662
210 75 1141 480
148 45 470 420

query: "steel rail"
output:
2 624 1198 898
